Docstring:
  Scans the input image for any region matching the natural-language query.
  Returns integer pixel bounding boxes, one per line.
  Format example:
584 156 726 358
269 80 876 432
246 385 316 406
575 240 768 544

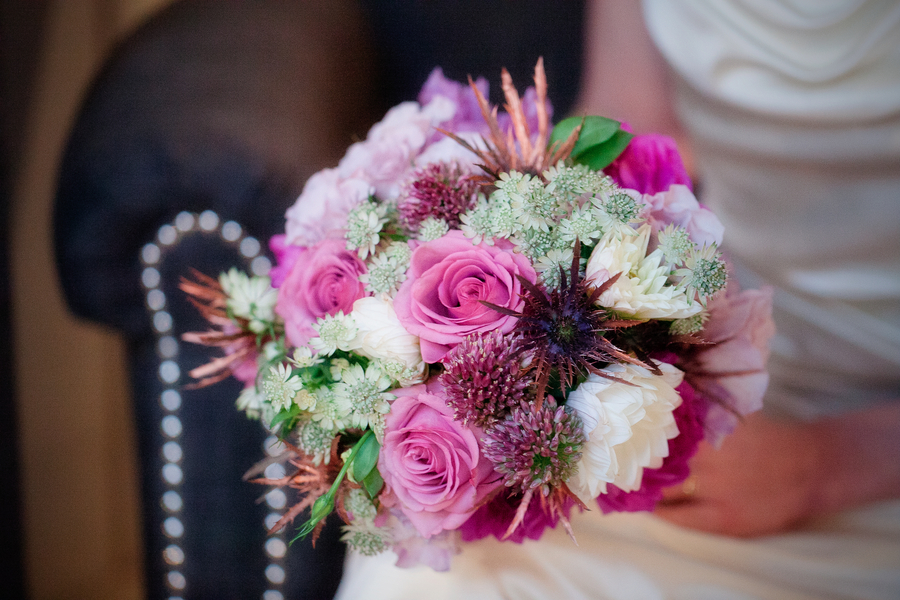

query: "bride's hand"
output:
655 405 900 537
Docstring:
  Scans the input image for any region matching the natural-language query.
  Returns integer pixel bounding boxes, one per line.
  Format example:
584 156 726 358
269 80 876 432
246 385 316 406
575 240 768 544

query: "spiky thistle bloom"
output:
439 330 533 427
483 241 649 404
398 162 479 231
483 399 585 494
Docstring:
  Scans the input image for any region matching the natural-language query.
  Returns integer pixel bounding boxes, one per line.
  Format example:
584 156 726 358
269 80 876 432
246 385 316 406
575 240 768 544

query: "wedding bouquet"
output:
183 60 774 570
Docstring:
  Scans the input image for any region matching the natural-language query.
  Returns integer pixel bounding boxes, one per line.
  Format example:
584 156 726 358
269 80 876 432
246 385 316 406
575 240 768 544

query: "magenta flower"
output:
267 234 305 289
274 238 367 348
393 231 537 363
459 489 575 544
605 133 692 195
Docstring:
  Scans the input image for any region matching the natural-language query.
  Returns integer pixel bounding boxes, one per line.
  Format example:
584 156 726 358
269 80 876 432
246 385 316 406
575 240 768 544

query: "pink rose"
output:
394 230 537 363
275 239 367 348
640 184 725 248
378 382 502 538
605 133 692 195
284 169 371 246
679 284 775 446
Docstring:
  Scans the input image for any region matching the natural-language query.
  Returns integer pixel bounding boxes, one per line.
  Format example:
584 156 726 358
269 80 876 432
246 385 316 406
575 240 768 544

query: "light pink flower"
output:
274 239 367 348
679 284 775 446
639 184 724 248
394 230 537 363
378 382 502 538
375 509 461 571
284 169 371 246
605 133 692 195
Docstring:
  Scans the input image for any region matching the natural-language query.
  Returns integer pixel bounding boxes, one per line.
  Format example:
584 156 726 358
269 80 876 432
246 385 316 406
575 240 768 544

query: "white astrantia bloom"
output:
310 385 351 432
534 248 577 290
591 189 644 239
346 200 389 259
585 224 702 320
359 249 408 296
416 216 450 242
459 197 495 245
347 295 426 383
566 362 684 505
236 386 266 419
219 268 278 333
288 346 323 369
332 362 394 429
261 363 303 412
310 312 358 356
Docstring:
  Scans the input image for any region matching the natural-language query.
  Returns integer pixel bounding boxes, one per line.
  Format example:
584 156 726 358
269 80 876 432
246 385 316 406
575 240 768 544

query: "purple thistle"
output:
397 162 479 231
483 399 585 493
440 331 532 427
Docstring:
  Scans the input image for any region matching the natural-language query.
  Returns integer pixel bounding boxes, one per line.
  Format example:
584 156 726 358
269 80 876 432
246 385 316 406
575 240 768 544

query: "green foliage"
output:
550 116 634 170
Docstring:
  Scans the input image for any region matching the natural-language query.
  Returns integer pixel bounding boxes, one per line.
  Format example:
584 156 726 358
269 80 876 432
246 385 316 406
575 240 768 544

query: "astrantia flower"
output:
439 330 533 427
398 162 479 231
495 171 559 232
511 227 568 264
345 488 378 521
359 249 408 295
219 268 278 333
669 310 708 336
309 386 351 432
483 399 585 494
585 224 702 320
458 198 494 245
565 362 684 505
261 363 302 412
288 346 322 369
558 203 604 246
656 223 694 265
295 417 335 464
310 312 358 356
332 363 395 430
676 244 728 305
236 386 265 419
591 189 643 237
533 248 577 290
345 200 389 259
545 162 613 200
341 521 392 556
416 216 450 242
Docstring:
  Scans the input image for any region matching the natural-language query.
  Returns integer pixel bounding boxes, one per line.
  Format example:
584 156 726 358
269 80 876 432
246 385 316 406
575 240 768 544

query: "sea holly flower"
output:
310 312 358 356
261 363 303 412
332 363 395 430
585 225 702 320
345 199 390 259
676 244 728 304
218 268 278 333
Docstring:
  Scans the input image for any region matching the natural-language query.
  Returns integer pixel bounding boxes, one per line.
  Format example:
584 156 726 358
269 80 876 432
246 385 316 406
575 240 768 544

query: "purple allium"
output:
483 399 585 493
397 162 479 232
459 488 575 544
439 331 532 427
597 378 706 513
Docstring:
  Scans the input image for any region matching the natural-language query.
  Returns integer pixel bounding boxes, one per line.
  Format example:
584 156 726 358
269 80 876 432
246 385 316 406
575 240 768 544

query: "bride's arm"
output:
656 405 900 537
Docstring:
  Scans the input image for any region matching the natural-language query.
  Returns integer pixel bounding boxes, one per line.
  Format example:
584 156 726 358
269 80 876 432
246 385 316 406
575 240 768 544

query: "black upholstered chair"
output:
54 2 584 598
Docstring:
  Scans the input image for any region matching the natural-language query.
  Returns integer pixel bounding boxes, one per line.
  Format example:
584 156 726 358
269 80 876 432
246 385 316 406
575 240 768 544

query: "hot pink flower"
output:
679 284 775 446
605 133 692 195
267 234 305 289
459 489 575 544
393 231 537 363
274 239 367 348
378 382 503 538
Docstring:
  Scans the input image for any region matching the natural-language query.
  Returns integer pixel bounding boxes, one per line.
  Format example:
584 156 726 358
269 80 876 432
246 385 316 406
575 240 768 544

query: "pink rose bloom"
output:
679 284 775 446
275 239 367 348
267 234 305 288
378 382 503 538
284 169 372 246
605 133 692 195
639 184 725 248
394 230 537 363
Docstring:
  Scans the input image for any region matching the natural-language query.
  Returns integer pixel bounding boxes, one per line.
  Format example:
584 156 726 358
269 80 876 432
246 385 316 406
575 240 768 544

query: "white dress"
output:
336 1 900 597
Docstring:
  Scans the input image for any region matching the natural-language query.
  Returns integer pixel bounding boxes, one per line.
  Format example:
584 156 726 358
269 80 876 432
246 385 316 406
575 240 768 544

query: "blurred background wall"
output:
7 1 173 598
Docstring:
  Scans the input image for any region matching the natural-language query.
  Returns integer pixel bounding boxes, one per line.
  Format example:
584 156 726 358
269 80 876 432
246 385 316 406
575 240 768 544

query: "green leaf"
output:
361 468 384 499
574 129 634 170
269 404 301 429
351 433 380 483
550 116 620 159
